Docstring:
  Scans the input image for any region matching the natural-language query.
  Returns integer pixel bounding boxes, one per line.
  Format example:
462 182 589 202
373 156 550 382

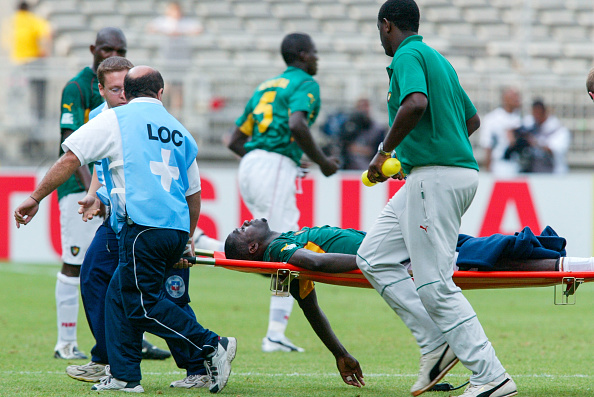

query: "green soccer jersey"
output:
57 66 103 200
386 35 478 175
235 66 321 165
264 226 365 263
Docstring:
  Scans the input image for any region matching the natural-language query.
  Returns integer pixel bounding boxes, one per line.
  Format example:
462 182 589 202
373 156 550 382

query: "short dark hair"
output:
17 1 29 11
280 33 312 65
532 99 546 111
378 0 420 33
224 234 250 260
97 56 133 86
124 69 164 100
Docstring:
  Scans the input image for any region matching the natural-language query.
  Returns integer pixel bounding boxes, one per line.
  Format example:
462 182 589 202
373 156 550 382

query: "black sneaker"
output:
141 340 171 360
205 337 237 394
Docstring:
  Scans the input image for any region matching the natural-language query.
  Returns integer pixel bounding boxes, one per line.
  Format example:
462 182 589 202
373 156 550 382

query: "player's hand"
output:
78 194 101 222
320 156 340 177
14 197 40 228
174 238 195 269
336 354 365 387
366 153 391 184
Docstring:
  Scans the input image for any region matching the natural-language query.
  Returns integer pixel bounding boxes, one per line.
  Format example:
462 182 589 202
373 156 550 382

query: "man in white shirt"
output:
521 99 570 174
479 87 522 176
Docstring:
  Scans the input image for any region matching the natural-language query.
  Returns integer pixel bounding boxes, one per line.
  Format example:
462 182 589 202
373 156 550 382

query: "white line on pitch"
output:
1 371 592 379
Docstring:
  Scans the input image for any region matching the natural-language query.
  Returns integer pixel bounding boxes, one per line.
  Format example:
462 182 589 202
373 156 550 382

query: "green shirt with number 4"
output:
235 66 321 166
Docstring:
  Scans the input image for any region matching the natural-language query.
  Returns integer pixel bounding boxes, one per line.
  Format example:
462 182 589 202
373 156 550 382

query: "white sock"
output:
55 272 80 349
560 257 594 272
266 295 294 340
193 227 225 251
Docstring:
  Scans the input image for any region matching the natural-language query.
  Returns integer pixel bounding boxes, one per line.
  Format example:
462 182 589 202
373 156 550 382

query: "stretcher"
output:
191 249 594 305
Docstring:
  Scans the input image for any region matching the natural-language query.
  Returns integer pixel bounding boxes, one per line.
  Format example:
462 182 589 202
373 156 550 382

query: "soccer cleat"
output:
54 343 88 360
410 343 459 396
204 337 237 394
170 374 211 388
91 366 144 393
261 336 304 353
66 361 106 382
141 339 171 360
459 373 517 397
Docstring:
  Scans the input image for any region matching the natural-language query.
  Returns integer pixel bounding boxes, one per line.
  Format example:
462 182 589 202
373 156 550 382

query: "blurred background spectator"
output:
146 1 202 117
2 0 52 121
478 87 522 176
337 97 386 170
519 99 570 173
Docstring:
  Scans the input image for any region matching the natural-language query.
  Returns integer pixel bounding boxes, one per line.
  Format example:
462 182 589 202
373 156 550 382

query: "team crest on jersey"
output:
70 246 80 256
281 243 297 252
165 275 185 299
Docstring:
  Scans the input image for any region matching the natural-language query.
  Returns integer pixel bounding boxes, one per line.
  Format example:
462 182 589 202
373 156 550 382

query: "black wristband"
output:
30 196 40 205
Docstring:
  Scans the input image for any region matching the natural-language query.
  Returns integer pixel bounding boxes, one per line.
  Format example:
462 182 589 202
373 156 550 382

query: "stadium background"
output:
0 0 594 260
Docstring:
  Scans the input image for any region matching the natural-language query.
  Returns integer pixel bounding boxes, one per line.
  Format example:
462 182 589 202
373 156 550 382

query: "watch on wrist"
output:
378 142 391 156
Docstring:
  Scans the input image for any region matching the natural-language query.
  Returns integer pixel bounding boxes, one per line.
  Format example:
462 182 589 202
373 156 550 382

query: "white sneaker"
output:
261 336 305 353
410 343 459 396
54 343 88 360
170 374 211 388
460 373 517 397
91 365 144 392
205 337 237 394
66 361 106 382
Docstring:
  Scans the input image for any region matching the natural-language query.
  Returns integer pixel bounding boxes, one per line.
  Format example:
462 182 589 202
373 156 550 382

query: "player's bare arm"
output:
14 151 82 227
61 128 93 190
466 113 480 137
78 168 104 222
228 127 249 157
289 282 364 388
288 249 358 273
289 111 339 176
367 92 427 184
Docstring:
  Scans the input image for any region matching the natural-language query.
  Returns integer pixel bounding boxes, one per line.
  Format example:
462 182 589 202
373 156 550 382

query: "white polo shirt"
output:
479 107 522 176
62 97 201 215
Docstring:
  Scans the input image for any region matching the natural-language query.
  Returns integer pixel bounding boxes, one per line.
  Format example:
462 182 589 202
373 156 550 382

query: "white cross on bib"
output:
150 148 180 192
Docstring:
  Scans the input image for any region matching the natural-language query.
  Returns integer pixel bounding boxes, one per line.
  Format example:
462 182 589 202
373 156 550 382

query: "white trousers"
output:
238 149 299 232
357 166 505 385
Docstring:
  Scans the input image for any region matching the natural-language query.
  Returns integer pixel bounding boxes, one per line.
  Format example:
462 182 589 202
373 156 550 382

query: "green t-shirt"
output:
264 226 365 263
387 35 478 175
57 66 103 200
235 66 321 165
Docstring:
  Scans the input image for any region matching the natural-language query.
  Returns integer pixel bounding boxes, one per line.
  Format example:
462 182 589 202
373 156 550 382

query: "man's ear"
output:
382 18 392 33
589 91 594 102
248 242 259 254
157 87 164 101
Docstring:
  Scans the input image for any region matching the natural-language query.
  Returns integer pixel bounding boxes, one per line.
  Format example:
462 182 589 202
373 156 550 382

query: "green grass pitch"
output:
1 262 593 396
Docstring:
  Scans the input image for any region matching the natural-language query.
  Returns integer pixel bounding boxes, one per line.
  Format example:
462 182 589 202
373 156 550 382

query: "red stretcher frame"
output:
193 250 594 291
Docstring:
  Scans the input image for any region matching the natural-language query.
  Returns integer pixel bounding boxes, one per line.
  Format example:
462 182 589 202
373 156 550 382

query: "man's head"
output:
531 99 548 126
124 65 165 102
501 87 521 113
90 27 127 71
224 219 273 261
377 0 420 57
587 67 594 102
97 56 133 108
17 1 29 11
280 33 318 76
